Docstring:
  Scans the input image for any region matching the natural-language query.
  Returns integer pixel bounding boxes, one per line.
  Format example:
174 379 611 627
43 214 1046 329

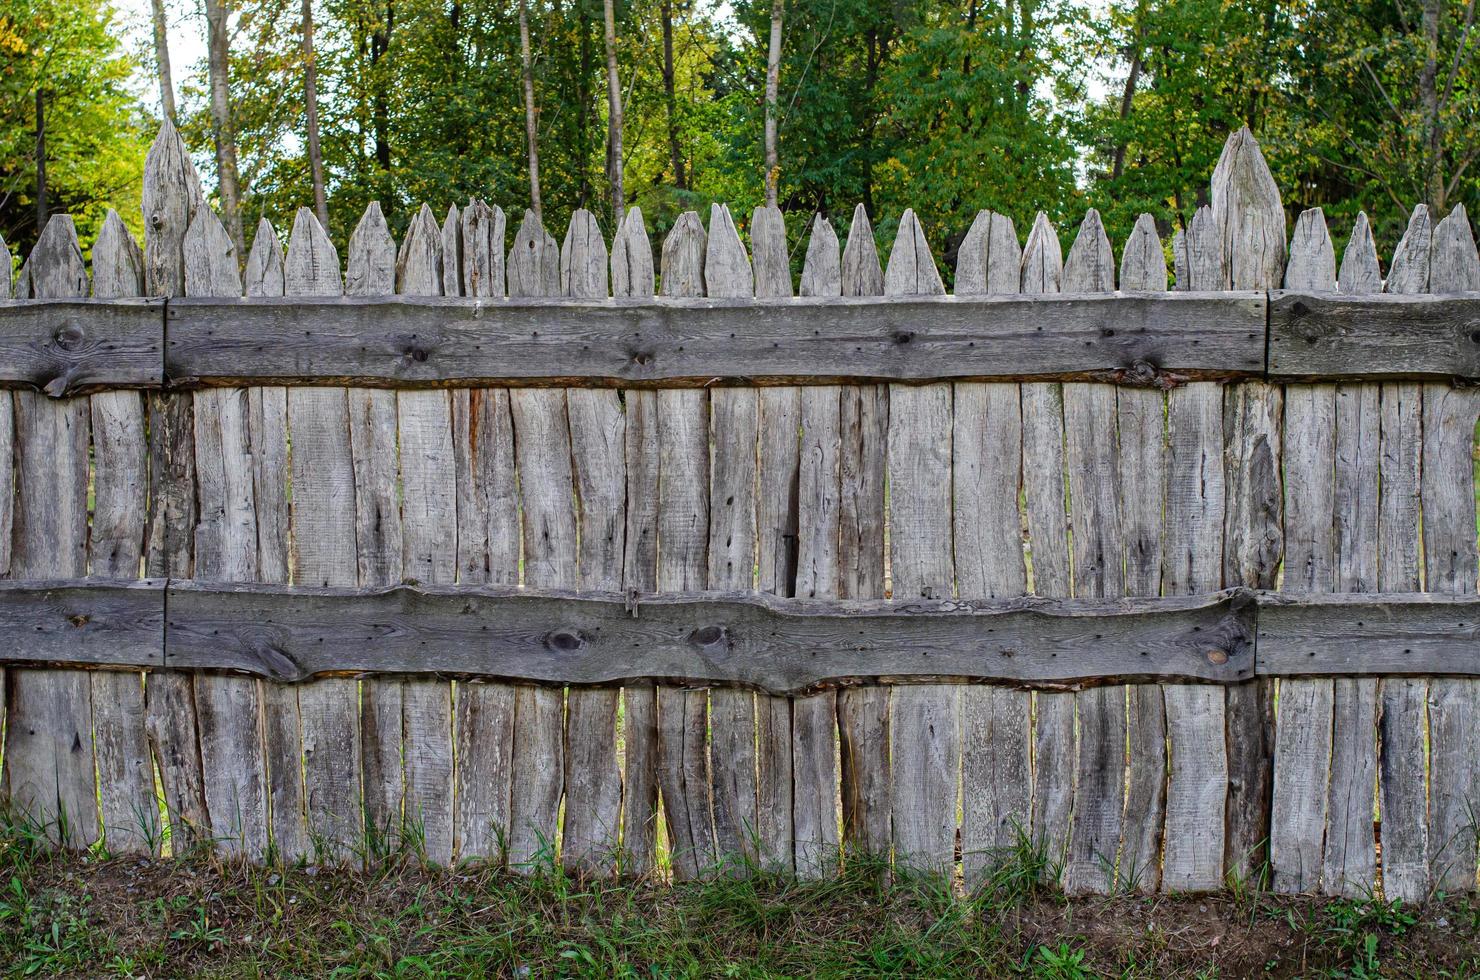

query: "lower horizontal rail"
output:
0 580 1474 690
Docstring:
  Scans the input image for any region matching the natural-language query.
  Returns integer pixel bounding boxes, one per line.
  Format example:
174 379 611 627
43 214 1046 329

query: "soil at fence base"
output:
6 849 1480 977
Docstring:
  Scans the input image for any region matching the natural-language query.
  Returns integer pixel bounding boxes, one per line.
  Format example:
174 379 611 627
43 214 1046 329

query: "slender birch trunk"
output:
763 0 784 208
302 0 328 229
603 0 623 224
203 0 247 257
149 0 177 122
519 0 543 218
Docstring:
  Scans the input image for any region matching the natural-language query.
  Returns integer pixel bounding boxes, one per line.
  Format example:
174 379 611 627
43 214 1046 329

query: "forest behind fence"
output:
2 123 1480 905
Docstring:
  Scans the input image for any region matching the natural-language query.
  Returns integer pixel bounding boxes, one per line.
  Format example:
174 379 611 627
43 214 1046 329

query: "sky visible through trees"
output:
1 0 1476 276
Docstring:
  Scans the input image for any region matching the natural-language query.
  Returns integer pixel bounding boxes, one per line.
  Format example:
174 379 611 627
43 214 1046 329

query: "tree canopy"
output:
2 0 1477 270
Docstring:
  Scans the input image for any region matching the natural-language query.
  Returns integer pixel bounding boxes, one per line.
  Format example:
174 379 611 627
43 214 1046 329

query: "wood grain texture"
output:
1269 293 1480 379
884 209 958 876
163 291 1267 388
615 206 660 875
1119 214 1167 292
1387 206 1432 295
5 215 99 850
88 210 157 854
1338 213 1382 294
835 204 891 865
0 299 160 396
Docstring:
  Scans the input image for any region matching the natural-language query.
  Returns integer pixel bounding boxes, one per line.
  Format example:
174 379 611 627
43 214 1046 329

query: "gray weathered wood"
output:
0 299 161 394
956 211 1020 296
1162 382 1229 892
1270 381 1335 894
245 218 285 297
1119 214 1167 292
159 585 1255 688
461 199 506 298
1284 209 1336 292
614 205 659 875
347 203 396 298
885 210 958 876
284 207 362 863
1387 205 1432 294
1172 228 1189 290
1338 213 1381 294
142 118 206 298
561 209 623 875
0 581 163 667
441 205 463 297
955 381 1029 888
1185 205 1225 291
164 290 1266 387
0 232 10 298
507 207 558 297
1212 127 1286 290
751 205 791 298
1324 381 1380 898
835 203 891 865
1021 212 1062 293
1062 382 1126 896
1430 205 1480 292
88 211 155 852
799 214 840 298
1421 365 1480 895
1063 209 1115 293
1377 378 1426 902
654 213 715 879
1269 292 1480 379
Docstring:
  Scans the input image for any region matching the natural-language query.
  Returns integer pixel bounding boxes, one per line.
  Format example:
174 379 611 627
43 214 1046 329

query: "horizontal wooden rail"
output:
3 580 1479 690
7 293 1480 392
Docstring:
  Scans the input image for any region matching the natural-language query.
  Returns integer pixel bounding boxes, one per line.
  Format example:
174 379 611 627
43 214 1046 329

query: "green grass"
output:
2 814 1479 978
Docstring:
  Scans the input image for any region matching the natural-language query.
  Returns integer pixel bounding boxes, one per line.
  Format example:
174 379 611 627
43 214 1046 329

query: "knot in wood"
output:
1205 648 1229 665
53 320 85 350
404 345 430 363
544 629 586 653
891 330 914 346
688 624 729 653
1124 359 1159 385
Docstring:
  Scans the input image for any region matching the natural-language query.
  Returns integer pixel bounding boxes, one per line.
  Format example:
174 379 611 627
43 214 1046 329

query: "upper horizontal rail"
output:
3 292 1480 394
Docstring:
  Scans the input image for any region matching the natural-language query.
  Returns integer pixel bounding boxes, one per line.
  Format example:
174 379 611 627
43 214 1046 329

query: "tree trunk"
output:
149 0 177 122
302 0 328 229
661 0 685 189
578 4 593 208
34 89 46 235
370 2 393 180
763 0 784 208
604 0 623 223
1420 0 1443 208
519 0 542 218
203 0 247 258
1111 0 1148 181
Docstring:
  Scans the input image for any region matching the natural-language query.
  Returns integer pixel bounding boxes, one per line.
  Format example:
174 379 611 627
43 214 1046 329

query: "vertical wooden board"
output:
88 210 156 854
1271 383 1335 895
614 207 660 875
1019 215 1074 876
835 204 891 863
654 211 715 880
441 204 463 296
1283 209 1336 291
702 204 761 872
753 206 802 875
956 210 1021 296
1377 379 1427 902
798 213 840 298
1324 382 1380 898
1062 382 1127 896
1387 205 1432 295
562 210 625 875
793 382 841 878
5 216 96 849
1185 206 1226 291
1422 381 1480 895
1118 382 1167 894
1062 209 1115 292
883 210 957 877
954 382 1029 888
1119 214 1168 291
504 208 568 871
1337 213 1382 294
1430 205 1480 292
184 206 271 861
282 208 362 863
1162 382 1229 892
461 199 506 298
341 202 407 856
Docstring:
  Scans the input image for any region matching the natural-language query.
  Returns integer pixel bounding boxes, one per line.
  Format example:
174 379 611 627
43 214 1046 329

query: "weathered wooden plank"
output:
1430 205 1480 292
88 211 157 854
703 204 761 873
1162 382 1229 892
884 210 958 877
955 381 1030 888
1376 376 1427 903
1120 214 1168 292
614 206 660 876
1270 377 1336 894
392 205 454 865
1283 209 1336 292
1063 209 1115 293
505 208 569 871
799 214 840 298
0 298 161 394
164 291 1268 387
1269 293 1480 379
755 207 804 875
461 199 506 298
1062 382 1126 896
654 211 715 880
284 208 362 864
1324 380 1380 898
835 204 891 866
560 209 624 875
956 210 1020 296
441 205 463 296
183 205 271 861
5 215 98 850
0 581 162 667
1212 127 1287 291
1337 213 1381 294
1018 214 1075 881
1386 205 1432 295
1185 205 1225 291
1421 376 1480 896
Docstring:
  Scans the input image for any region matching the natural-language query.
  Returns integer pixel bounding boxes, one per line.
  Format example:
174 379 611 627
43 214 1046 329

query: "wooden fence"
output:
3 122 1480 903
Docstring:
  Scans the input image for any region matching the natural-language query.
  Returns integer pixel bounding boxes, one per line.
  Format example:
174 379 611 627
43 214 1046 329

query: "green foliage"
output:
0 0 148 258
